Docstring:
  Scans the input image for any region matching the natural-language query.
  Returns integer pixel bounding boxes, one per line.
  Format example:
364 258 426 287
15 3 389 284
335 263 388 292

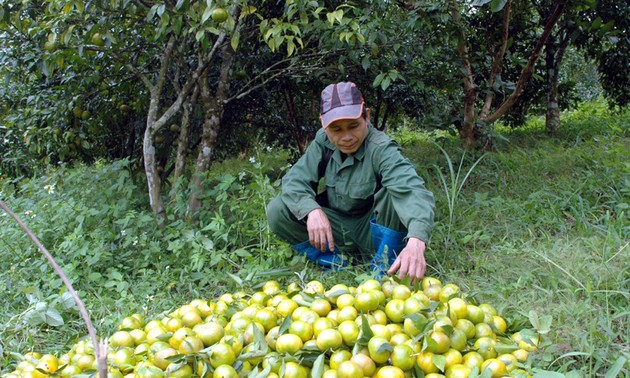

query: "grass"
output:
416 103 630 376
0 101 628 376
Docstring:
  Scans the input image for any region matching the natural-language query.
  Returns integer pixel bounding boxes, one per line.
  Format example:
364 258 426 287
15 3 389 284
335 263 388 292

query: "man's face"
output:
324 110 370 155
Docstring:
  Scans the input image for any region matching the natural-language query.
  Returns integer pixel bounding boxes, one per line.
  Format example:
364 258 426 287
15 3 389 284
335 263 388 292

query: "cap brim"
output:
320 103 364 128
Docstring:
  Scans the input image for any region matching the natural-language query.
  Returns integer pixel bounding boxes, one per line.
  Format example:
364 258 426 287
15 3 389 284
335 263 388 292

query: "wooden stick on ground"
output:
0 200 107 377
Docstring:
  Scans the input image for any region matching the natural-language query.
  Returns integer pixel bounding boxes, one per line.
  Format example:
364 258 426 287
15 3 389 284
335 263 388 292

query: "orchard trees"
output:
496 0 623 134
577 0 629 109
0 1 152 173
2 0 626 220
0 0 364 223
410 0 570 148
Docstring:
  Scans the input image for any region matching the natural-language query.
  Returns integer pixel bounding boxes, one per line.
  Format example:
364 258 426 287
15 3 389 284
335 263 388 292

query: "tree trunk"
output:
485 0 568 124
187 44 235 220
381 103 391 132
545 25 570 135
545 41 561 134
143 125 165 225
373 89 393 131
172 85 199 187
448 0 567 149
282 86 309 154
125 114 136 158
480 0 512 121
449 0 481 149
143 37 177 226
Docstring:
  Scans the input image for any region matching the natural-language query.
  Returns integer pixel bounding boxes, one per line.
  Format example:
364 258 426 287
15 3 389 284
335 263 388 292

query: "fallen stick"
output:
0 200 107 377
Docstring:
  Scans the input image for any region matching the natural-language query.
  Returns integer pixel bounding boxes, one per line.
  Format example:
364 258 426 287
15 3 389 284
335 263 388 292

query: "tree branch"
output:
155 35 177 99
480 0 512 120
449 0 477 127
151 31 227 133
486 0 568 124
123 57 155 93
229 50 328 103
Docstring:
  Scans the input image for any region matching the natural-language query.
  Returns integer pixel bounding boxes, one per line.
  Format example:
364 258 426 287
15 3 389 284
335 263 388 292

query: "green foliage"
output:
579 0 630 108
163 146 294 280
0 149 299 360
10 290 77 329
431 144 486 240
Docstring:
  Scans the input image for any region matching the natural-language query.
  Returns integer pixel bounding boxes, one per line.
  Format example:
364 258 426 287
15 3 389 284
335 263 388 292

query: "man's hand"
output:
387 237 426 284
306 208 335 252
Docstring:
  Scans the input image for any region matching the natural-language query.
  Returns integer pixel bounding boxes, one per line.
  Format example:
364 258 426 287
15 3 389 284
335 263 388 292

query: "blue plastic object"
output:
370 218 407 277
292 240 323 262
316 252 349 270
292 241 348 270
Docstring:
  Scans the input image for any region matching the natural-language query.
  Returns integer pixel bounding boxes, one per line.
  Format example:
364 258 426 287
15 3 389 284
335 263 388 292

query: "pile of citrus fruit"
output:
4 276 540 378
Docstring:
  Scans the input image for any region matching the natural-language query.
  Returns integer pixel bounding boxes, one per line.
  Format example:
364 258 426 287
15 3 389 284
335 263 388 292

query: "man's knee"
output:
266 196 309 244
266 196 286 233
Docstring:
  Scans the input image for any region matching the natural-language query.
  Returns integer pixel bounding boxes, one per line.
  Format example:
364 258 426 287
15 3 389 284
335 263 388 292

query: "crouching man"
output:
266 82 435 283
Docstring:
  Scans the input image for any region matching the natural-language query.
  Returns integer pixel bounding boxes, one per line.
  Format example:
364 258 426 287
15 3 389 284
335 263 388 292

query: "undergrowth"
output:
0 102 628 376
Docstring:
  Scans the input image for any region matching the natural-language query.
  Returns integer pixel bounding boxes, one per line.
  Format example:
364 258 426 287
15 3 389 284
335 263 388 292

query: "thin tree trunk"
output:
187 43 236 219
449 0 478 149
373 89 383 130
381 103 391 132
172 85 200 186
480 0 512 121
546 30 569 135
125 116 136 158
143 36 176 226
545 41 561 134
282 86 308 154
485 0 568 124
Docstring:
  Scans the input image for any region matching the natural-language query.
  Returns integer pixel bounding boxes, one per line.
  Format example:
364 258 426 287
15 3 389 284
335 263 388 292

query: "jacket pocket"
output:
346 181 376 215
348 180 377 200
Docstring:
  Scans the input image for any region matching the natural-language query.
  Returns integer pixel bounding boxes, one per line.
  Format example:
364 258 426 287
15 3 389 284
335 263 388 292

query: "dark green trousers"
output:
266 189 406 260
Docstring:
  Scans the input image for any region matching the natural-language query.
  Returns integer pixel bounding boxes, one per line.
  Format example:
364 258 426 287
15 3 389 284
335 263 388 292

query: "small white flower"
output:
249 156 256 163
145 295 154 301
133 238 138 246
120 230 126 236
44 184 55 194
266 146 273 152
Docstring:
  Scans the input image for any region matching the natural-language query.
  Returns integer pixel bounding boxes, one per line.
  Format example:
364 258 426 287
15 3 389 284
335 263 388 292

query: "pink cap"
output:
319 82 364 128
